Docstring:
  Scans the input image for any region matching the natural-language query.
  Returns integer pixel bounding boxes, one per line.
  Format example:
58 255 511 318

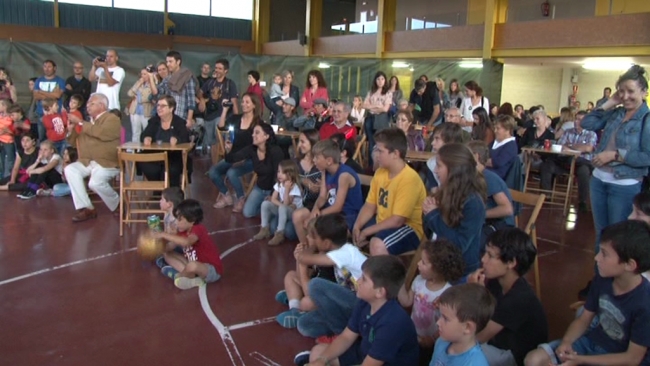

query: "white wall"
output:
501 64 619 113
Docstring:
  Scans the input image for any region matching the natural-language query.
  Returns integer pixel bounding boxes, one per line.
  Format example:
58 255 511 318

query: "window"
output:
113 0 164 12
41 0 112 6
211 0 253 20
169 0 210 16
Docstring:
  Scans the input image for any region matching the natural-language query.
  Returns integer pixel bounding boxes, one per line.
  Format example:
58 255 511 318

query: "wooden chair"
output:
118 151 169 236
509 189 546 299
352 135 367 168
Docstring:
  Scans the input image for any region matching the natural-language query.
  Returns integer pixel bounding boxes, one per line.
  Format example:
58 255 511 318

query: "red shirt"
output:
319 121 357 141
300 87 329 115
7 118 31 136
246 83 265 108
42 113 67 142
180 224 223 274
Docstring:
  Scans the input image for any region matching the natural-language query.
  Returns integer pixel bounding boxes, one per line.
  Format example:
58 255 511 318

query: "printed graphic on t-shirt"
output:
598 295 625 341
335 267 357 291
327 186 337 206
183 246 198 262
378 188 389 208
99 71 114 84
38 81 60 93
413 292 438 333
52 116 65 135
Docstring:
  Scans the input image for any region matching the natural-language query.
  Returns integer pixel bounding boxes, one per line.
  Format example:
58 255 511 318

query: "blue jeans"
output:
53 183 71 197
296 278 357 338
270 214 297 240
0 141 16 178
243 186 272 218
203 116 219 148
298 277 357 338
208 159 254 198
540 336 608 364
590 176 640 253
52 140 68 156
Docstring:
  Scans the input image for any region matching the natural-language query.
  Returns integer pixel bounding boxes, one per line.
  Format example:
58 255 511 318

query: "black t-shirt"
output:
227 144 284 191
520 127 555 149
222 114 254 160
197 76 212 89
19 149 38 169
201 78 239 120
419 82 441 123
486 277 548 364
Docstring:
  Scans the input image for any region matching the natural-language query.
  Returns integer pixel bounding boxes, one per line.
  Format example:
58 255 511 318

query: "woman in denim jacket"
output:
581 65 650 253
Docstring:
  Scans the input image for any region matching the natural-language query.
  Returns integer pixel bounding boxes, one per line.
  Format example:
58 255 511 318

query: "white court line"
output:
227 316 276 331
0 247 137 287
208 225 260 236
199 238 257 366
249 352 281 366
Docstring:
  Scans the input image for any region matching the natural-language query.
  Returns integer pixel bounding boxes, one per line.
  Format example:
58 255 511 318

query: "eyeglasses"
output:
157 104 169 108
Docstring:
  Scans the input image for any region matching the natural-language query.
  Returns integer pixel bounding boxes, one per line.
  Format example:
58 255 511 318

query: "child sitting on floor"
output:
431 283 495 366
274 217 337 324
0 133 38 191
152 199 223 290
154 187 186 269
17 140 63 200
276 213 367 335
47 146 77 197
8 105 31 153
469 227 548 366
398 239 465 364
254 159 303 246
525 220 650 366
294 255 419 366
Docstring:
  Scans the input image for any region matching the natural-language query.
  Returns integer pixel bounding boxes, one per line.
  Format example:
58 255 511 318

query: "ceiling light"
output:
318 62 330 69
392 61 410 68
582 61 633 71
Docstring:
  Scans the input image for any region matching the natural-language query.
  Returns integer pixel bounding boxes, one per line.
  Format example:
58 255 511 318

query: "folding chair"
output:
352 135 367 168
509 189 546 299
118 151 169 236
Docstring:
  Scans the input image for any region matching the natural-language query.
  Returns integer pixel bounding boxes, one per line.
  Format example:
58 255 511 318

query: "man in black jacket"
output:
64 61 92 112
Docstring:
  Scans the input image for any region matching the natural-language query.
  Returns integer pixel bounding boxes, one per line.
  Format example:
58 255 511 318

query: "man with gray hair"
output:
319 101 357 140
65 93 121 222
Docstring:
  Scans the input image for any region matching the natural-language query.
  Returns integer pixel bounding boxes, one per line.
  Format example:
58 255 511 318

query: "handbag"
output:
373 112 391 131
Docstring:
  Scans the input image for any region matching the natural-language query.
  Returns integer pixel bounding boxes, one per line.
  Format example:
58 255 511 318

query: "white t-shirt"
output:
40 153 62 174
326 243 367 291
273 182 303 208
95 66 125 110
411 275 451 337
459 96 489 133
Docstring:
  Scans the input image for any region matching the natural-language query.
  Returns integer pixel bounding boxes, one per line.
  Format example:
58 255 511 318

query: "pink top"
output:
246 83 265 108
299 87 329 115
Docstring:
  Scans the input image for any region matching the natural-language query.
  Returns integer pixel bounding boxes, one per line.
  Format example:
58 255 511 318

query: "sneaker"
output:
161 266 179 279
36 188 53 197
155 256 167 269
16 190 29 199
275 290 289 306
293 351 310 366
268 231 285 246
18 190 36 200
253 226 271 240
276 308 304 328
174 276 205 290
316 334 338 344
213 192 234 209
232 197 245 213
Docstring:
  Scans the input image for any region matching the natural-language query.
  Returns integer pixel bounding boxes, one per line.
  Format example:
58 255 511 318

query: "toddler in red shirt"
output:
41 98 68 155
152 199 223 290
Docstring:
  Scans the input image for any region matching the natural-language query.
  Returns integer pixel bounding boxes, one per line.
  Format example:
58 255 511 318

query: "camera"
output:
96 56 106 63
145 65 155 73
222 100 233 108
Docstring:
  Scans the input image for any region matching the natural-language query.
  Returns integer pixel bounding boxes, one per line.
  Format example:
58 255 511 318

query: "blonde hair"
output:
435 77 445 91
279 160 301 188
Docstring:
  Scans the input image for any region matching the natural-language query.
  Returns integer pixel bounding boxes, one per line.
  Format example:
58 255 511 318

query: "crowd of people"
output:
1 50 650 365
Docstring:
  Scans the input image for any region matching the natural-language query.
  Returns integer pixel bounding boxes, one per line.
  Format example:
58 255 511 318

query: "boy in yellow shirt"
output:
353 128 426 256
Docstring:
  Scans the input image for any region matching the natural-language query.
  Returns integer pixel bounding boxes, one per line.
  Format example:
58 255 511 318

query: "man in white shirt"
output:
88 49 125 110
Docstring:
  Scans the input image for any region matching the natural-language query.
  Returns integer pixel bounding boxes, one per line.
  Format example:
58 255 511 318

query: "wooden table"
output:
118 142 194 194
406 150 435 162
521 146 581 216
276 129 301 154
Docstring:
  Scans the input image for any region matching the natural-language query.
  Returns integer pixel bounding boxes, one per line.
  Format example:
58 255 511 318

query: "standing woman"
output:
459 81 489 133
581 65 650 252
448 79 464 110
299 70 329 115
388 76 403 116
0 68 17 103
436 78 450 113
363 71 393 164
246 70 265 113
139 95 191 188
470 107 494 145
209 93 260 212
225 123 284 218
127 67 158 143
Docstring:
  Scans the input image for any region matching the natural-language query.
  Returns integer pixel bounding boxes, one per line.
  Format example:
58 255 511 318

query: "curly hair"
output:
306 69 327 89
434 143 487 227
422 239 464 283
